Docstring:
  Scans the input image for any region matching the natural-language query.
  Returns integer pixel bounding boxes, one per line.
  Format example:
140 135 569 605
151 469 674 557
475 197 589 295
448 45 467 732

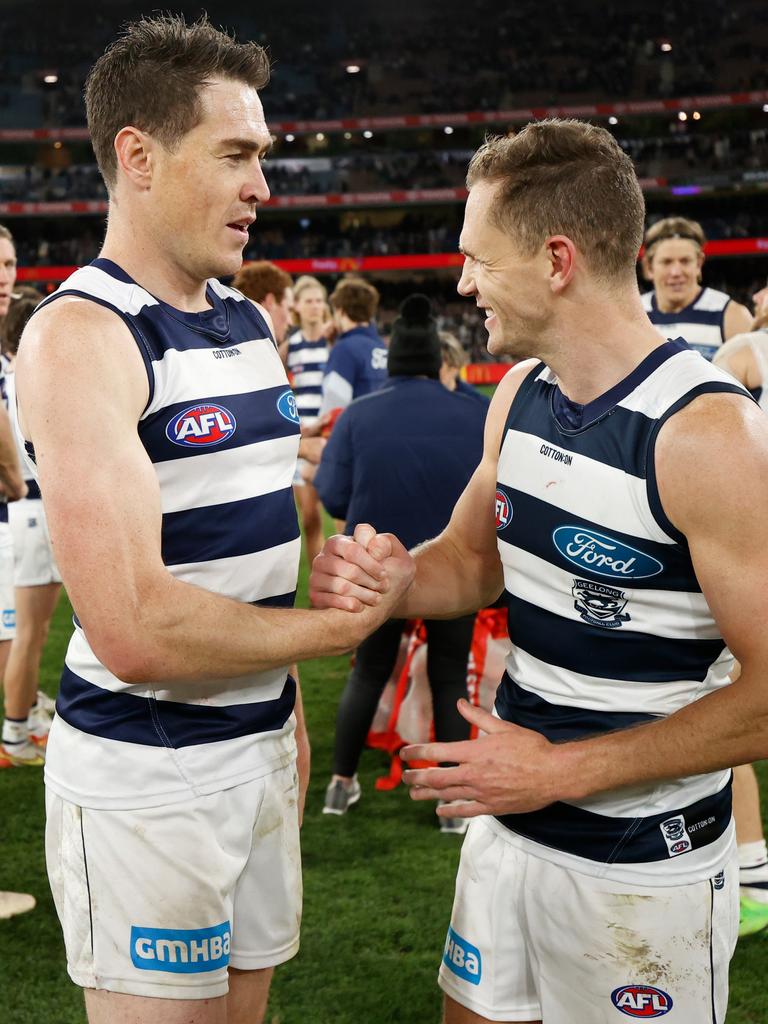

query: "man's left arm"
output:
724 300 753 339
403 391 768 818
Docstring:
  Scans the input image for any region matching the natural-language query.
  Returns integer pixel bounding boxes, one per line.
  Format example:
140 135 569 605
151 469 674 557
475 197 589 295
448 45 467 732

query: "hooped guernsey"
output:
493 338 749 884
31 258 302 809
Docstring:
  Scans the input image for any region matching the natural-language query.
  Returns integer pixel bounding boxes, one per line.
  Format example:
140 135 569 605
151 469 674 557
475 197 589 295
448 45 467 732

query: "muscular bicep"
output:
16 300 163 658
656 393 768 672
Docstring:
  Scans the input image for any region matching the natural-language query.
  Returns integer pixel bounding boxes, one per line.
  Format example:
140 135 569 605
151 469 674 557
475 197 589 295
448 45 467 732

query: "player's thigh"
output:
14 582 61 638
294 477 320 516
45 781 264 1000
85 988 227 1024
230 762 302 971
438 819 541 1022
444 994 540 1024
526 849 739 1023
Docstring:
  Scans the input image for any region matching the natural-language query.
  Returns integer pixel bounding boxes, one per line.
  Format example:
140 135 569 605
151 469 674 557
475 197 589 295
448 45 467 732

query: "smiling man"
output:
14 15 413 1024
310 119 768 1023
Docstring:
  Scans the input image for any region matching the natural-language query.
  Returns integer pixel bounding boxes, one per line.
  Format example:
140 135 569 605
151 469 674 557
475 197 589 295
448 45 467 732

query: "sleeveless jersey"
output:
493 338 748 884
642 286 730 361
713 328 768 411
285 329 328 426
34 258 302 809
5 372 41 499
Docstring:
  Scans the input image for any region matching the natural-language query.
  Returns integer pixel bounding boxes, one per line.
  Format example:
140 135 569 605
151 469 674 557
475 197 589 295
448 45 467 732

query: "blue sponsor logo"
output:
2 609 15 629
130 921 231 974
442 926 481 985
553 526 663 580
277 389 300 424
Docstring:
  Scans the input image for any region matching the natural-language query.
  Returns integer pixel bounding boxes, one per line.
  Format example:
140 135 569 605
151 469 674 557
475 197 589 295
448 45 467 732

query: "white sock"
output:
739 840 768 871
2 716 29 748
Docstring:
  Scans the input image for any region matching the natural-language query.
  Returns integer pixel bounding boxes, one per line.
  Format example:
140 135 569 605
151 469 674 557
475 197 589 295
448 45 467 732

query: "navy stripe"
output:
161 487 299 566
253 590 296 608
649 308 725 326
293 385 323 395
645 382 755 545
140 387 300 464
56 665 296 747
24 479 41 500
505 593 725 682
495 778 731 864
497 488 698 592
0 503 8 524
495 672 655 742
507 383 655 477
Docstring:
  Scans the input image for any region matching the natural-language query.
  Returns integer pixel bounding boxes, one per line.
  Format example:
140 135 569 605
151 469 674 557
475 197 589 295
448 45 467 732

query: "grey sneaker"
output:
322 777 361 816
438 801 469 835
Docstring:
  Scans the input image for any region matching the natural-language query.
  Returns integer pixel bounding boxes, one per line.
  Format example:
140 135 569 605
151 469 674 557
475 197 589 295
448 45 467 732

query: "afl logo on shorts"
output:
495 489 512 530
166 403 236 448
611 985 673 1017
277 390 300 424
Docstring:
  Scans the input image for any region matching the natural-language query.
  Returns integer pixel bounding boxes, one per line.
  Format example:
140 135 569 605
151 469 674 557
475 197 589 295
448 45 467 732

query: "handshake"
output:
309 523 416 616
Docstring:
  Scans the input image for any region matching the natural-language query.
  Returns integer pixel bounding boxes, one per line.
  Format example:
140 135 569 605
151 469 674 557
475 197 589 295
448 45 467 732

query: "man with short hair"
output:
15 16 412 1024
318 276 388 416
311 118 768 1022
232 259 294 350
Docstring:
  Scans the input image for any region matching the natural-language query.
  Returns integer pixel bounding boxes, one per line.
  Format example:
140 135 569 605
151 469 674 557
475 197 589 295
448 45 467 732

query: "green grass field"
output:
1 548 767 1023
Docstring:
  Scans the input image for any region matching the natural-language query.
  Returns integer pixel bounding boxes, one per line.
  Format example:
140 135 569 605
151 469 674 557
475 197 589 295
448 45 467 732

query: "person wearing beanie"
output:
314 294 488 831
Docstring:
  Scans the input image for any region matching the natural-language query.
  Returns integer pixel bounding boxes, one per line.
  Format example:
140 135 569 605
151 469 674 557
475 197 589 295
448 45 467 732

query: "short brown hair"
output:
439 331 468 369
329 277 380 323
85 13 270 190
643 216 706 261
232 261 292 304
466 119 644 281
3 294 41 356
0 224 13 244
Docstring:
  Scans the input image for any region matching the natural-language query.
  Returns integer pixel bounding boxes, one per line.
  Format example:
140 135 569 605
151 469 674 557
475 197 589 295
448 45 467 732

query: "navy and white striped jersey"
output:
493 339 748 883
642 286 731 361
285 329 328 426
34 258 302 809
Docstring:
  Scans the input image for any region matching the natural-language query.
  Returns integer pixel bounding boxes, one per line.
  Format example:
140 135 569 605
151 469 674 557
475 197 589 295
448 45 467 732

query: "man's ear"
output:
546 235 577 294
114 126 154 190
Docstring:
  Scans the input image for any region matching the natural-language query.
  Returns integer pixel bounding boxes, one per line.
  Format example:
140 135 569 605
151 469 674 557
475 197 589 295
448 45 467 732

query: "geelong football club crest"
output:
572 578 630 629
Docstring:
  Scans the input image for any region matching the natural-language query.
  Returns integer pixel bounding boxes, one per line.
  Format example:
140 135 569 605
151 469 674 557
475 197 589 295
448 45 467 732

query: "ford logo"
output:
276 389 300 424
552 526 663 580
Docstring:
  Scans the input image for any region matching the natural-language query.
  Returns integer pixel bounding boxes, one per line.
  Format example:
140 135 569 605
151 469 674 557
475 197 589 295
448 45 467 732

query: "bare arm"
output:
17 299 412 686
404 391 768 817
724 300 753 340
713 341 760 391
0 404 26 501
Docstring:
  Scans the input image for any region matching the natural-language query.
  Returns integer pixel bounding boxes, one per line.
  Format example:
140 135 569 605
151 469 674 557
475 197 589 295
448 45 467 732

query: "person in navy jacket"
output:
315 294 488 831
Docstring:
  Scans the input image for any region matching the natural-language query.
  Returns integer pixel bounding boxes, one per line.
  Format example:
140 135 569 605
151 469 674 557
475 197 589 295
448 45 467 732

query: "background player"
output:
310 119 768 1023
641 215 752 359
14 16 412 1024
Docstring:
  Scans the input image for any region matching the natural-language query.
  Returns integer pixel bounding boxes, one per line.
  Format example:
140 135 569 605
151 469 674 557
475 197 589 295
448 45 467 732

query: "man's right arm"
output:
17 299 412 686
310 361 535 617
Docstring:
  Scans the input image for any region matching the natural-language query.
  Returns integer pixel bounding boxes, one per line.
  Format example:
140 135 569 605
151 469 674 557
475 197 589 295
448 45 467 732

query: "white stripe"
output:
499 541 722 640
167 536 300 603
504 642 733 716
295 392 322 410
618 349 747 418
292 370 325 388
287 349 328 367
55 266 158 316
146 336 287 415
695 287 730 312
210 279 248 303
649 322 724 351
567 766 730 819
499 429 673 544
155 434 299 513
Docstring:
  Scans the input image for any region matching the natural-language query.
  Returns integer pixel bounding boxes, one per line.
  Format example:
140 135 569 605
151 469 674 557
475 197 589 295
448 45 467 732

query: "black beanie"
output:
387 294 442 379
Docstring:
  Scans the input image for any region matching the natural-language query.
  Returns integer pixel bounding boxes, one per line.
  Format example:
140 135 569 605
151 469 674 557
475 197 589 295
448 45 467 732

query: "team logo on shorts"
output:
2 609 15 629
611 984 673 1017
442 926 481 985
659 814 692 858
276 389 300 424
166 404 236 448
495 489 512 530
130 921 231 973
553 526 663 580
572 578 630 629
713 870 725 890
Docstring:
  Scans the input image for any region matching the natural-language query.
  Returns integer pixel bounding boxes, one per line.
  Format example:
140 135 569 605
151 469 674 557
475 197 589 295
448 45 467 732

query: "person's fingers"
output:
456 700 508 732
309 571 383 608
401 740 477 765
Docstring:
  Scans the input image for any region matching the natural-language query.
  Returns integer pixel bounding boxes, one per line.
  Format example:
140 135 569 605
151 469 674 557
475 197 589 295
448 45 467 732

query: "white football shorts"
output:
0 521 15 640
8 498 61 587
46 761 302 999
438 816 738 1022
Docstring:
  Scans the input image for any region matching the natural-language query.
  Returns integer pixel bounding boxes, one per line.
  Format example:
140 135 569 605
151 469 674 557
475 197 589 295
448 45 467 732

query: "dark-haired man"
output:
15 15 412 1024
311 118 768 1022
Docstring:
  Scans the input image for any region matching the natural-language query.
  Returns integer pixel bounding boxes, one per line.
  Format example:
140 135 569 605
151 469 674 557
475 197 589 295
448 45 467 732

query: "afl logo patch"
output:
166 403 236 448
611 985 673 1017
277 390 300 424
495 489 512 530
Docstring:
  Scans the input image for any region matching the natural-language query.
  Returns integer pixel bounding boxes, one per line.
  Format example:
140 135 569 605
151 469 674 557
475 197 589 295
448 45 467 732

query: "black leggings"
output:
333 615 476 777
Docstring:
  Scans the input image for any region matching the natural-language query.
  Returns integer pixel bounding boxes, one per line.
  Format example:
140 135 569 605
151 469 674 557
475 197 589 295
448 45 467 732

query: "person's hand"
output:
298 435 326 464
402 701 561 819
309 523 414 614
